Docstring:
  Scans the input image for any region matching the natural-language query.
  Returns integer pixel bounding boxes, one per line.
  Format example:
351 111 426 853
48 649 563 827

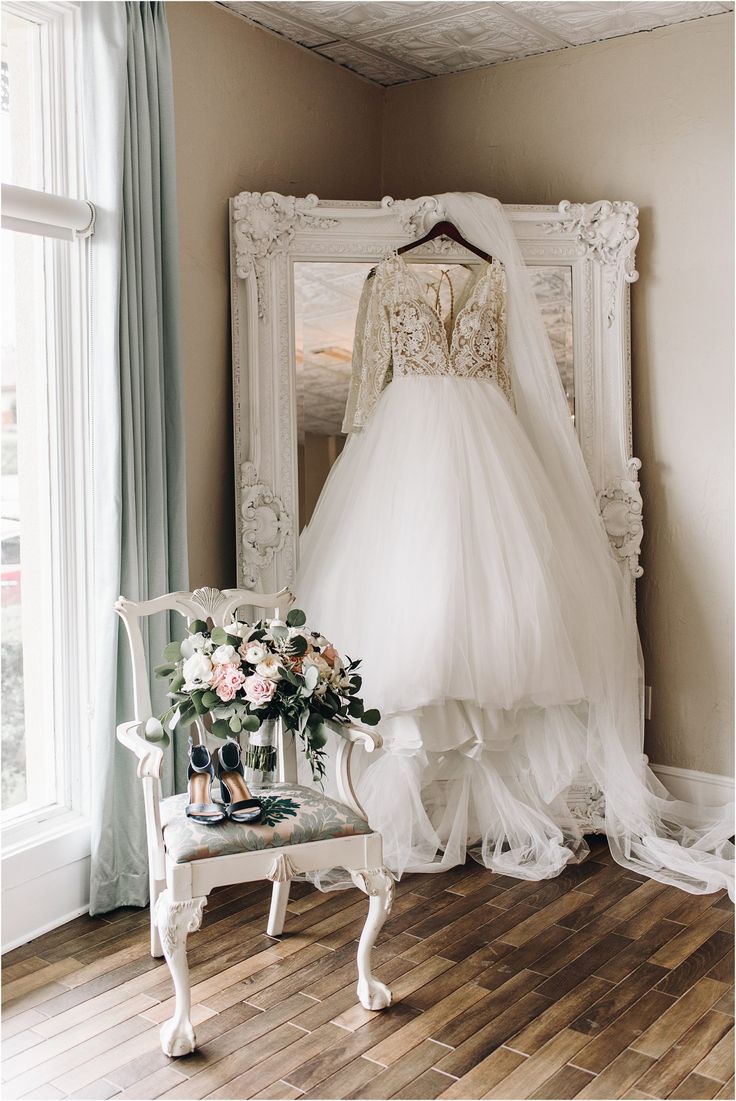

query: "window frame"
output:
1 0 92 852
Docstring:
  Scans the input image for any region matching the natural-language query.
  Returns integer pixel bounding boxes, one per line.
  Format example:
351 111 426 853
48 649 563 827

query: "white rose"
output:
304 654 331 679
256 655 282 681
211 644 239 665
180 632 206 659
243 642 268 664
182 652 213 690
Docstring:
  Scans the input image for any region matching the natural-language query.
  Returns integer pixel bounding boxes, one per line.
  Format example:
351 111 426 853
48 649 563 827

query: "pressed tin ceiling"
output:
217 1 733 85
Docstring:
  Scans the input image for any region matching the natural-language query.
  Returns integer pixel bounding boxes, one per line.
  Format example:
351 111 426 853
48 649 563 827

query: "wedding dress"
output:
296 194 734 898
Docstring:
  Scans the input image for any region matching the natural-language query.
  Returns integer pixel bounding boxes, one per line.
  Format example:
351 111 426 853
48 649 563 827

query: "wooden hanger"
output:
367 219 492 279
397 220 493 263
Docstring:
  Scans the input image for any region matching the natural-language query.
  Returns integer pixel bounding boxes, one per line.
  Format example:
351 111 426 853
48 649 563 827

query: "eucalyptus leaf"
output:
202 690 219 709
210 626 229 645
170 673 185 694
286 608 306 628
229 716 242 733
310 722 328 749
145 717 165 741
242 714 261 732
188 619 207 635
304 665 319 692
154 663 175 679
361 708 381 726
211 719 231 739
163 641 183 662
191 691 209 716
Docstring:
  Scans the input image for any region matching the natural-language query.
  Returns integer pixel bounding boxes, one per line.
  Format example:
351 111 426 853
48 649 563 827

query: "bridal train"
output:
296 193 734 899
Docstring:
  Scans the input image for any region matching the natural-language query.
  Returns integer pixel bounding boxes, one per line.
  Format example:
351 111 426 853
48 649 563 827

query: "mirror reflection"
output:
295 260 574 530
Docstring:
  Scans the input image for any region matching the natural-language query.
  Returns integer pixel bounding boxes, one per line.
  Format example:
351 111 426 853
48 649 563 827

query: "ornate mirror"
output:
229 194 641 828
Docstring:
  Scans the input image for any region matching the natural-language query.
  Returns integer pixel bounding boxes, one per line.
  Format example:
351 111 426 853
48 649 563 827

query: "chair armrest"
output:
116 720 164 780
332 723 382 820
332 722 383 753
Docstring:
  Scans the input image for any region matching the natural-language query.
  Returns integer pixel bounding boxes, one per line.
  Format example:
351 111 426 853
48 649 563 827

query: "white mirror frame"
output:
229 194 642 830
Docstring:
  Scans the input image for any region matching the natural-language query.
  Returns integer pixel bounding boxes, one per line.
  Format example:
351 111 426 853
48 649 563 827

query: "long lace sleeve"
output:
342 269 393 434
495 266 516 412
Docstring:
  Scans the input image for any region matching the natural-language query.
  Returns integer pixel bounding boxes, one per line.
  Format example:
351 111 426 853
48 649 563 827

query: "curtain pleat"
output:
83 2 189 914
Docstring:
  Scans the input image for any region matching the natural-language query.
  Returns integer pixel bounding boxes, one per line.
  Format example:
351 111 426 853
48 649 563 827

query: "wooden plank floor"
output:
2 838 733 1101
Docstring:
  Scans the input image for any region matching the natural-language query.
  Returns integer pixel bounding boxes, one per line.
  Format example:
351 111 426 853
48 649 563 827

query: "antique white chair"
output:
115 585 393 1057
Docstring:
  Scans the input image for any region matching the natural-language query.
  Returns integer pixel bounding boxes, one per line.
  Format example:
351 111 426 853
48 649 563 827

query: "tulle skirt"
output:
296 376 732 886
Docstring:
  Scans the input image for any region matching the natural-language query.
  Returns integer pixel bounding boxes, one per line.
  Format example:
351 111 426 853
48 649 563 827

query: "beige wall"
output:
169 5 732 776
167 2 383 589
384 14 734 775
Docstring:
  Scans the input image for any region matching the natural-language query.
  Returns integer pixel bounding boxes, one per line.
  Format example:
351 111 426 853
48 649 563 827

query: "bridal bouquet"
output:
154 608 379 781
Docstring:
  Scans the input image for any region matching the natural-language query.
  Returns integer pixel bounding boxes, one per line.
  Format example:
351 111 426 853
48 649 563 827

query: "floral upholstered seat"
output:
160 783 372 864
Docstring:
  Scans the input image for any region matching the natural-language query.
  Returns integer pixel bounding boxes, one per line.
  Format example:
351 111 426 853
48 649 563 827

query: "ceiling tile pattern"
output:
219 0 732 85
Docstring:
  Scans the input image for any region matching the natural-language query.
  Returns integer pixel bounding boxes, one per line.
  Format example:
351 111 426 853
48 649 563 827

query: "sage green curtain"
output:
83 2 189 914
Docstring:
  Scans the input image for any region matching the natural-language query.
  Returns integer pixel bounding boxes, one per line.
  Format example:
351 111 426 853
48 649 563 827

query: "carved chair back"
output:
115 584 297 780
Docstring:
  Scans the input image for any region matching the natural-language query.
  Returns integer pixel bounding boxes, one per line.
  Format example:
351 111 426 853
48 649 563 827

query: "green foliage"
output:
286 608 306 627
163 641 183 662
211 719 231 739
188 619 207 635
287 634 308 657
208 625 241 648
191 691 210 716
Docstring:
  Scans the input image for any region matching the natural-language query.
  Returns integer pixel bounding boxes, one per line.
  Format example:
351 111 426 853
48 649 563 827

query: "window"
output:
1 1 91 841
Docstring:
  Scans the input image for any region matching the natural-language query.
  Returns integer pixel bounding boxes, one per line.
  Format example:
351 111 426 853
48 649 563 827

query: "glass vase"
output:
243 720 277 790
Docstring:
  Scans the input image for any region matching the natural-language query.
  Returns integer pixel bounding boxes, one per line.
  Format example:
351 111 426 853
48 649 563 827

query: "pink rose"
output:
322 645 340 667
211 662 245 703
244 673 276 708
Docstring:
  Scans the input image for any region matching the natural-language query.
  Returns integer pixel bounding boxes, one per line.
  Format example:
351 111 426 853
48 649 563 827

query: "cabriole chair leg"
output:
154 890 207 1056
351 866 394 1010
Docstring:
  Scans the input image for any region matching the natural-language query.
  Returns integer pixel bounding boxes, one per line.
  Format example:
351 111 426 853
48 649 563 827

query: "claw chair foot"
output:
154 891 207 1056
351 866 394 1011
160 1016 197 1057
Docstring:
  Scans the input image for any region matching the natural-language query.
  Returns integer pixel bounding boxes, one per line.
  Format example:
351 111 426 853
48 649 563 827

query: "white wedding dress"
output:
296 195 734 897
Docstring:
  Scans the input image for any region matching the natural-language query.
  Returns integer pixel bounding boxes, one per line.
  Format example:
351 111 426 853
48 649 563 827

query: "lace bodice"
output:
343 253 513 432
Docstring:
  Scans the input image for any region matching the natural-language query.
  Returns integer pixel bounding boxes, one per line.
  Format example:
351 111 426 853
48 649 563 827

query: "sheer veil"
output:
429 193 733 898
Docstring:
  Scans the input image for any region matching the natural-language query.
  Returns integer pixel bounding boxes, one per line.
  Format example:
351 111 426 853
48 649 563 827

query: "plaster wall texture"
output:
167 1 383 589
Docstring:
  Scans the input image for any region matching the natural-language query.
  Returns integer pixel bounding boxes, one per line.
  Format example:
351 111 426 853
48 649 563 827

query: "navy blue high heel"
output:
186 740 227 825
217 740 262 824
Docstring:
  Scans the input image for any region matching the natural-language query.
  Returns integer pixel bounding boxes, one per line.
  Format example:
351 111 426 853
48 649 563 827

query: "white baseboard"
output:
2 819 91 953
651 763 735 807
2 902 90 954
